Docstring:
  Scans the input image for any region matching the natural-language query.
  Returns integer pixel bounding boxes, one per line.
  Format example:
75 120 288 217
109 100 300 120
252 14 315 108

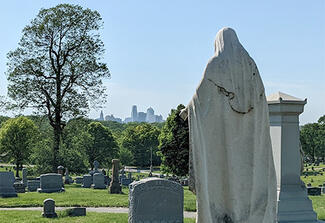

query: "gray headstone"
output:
109 159 121 194
64 169 73 184
121 178 132 186
42 198 57 218
75 177 83 184
22 168 27 187
37 173 65 193
92 173 106 189
13 182 25 193
307 187 321 196
82 175 92 188
0 172 17 197
67 207 86 216
27 180 40 192
128 178 184 223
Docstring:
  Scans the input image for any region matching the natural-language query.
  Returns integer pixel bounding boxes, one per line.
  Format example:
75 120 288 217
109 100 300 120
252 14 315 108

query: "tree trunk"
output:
16 163 19 178
52 125 62 172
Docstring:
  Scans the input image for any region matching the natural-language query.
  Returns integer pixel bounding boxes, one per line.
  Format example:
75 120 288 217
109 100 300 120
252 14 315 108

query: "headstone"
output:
92 173 106 189
57 166 64 176
75 177 83 184
82 175 92 188
66 207 86 216
27 180 40 192
64 168 73 184
42 198 57 218
37 173 65 193
307 187 321 196
109 159 122 194
121 178 132 186
0 172 17 197
128 178 183 223
13 182 25 193
22 168 27 187
268 92 320 222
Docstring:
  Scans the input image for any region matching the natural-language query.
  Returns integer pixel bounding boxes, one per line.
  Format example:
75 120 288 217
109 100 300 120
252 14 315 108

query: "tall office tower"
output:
131 105 138 122
137 112 146 122
145 107 155 123
99 110 104 121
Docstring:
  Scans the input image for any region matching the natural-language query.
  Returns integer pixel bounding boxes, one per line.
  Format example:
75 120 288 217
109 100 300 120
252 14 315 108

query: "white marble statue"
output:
183 27 277 223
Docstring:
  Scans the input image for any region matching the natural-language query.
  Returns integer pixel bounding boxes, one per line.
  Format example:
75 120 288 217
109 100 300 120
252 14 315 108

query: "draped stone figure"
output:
182 27 277 223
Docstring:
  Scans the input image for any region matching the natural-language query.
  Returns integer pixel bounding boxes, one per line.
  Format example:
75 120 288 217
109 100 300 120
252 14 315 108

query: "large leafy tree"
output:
120 123 161 167
300 115 325 162
158 104 189 176
0 117 37 177
6 4 110 171
86 122 119 169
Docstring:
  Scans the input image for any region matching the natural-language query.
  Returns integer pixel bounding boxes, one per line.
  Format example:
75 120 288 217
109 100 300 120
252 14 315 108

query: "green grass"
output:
0 184 197 211
0 211 195 223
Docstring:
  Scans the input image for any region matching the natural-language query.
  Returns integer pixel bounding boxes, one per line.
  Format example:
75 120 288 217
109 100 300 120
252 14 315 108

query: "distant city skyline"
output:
96 105 164 123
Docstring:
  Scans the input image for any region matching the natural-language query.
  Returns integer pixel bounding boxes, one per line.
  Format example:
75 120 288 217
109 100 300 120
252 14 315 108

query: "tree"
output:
6 4 110 171
300 115 325 162
120 123 161 167
158 104 189 176
86 122 118 169
0 117 37 177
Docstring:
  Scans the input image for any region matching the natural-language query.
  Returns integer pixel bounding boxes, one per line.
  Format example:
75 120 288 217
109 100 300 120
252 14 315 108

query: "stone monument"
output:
64 168 73 184
42 198 57 218
0 171 17 197
128 178 183 222
267 92 323 223
92 173 106 189
38 173 65 193
57 166 64 176
22 168 27 187
27 179 40 192
109 159 122 194
82 174 92 188
181 27 277 222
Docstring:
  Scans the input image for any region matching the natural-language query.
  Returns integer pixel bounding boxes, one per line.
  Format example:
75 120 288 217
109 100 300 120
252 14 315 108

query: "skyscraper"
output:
131 105 138 122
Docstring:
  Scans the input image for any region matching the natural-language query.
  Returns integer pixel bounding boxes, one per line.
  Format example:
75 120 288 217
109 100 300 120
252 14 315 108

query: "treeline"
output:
300 115 325 163
0 115 164 176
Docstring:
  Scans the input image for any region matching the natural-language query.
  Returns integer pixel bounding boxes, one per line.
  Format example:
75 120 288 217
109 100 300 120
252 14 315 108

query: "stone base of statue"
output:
109 181 121 194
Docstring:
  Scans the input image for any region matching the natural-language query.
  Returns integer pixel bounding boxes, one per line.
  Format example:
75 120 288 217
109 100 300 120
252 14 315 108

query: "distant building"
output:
131 105 138 122
124 105 164 123
137 112 146 122
96 110 105 121
105 114 122 123
97 106 164 124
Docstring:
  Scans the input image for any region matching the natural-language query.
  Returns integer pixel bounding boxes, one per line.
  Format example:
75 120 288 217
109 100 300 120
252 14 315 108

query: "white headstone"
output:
185 27 277 223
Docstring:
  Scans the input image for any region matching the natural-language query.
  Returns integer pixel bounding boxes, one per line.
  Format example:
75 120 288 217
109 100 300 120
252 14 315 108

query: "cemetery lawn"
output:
0 211 196 223
0 184 197 211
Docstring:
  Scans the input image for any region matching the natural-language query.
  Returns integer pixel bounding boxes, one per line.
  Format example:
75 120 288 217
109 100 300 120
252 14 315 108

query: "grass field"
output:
0 184 197 212
1 163 325 221
0 211 196 223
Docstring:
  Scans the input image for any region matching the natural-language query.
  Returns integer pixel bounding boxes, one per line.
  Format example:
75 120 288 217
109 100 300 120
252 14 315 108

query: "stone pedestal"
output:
267 92 322 223
109 159 122 194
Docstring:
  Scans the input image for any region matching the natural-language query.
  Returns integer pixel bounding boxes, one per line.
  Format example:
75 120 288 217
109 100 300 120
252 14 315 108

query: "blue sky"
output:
0 0 324 124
